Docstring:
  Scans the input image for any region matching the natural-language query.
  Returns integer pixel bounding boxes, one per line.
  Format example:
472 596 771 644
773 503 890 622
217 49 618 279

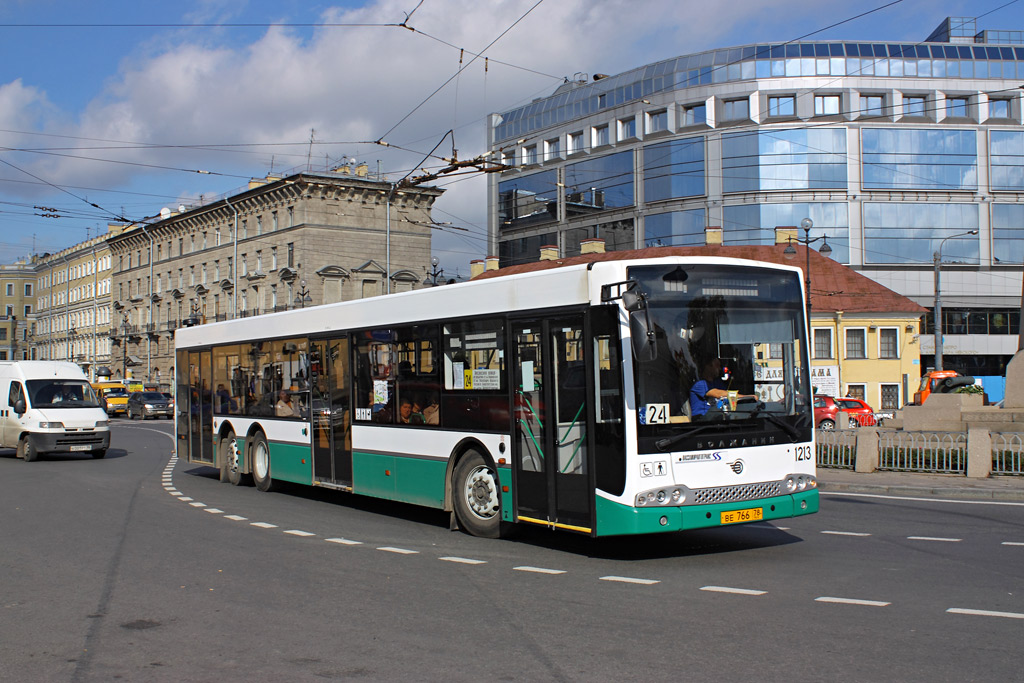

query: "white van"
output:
0 361 111 461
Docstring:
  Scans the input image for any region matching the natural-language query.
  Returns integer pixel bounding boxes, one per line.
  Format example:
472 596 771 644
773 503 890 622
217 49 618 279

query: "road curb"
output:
820 481 1024 502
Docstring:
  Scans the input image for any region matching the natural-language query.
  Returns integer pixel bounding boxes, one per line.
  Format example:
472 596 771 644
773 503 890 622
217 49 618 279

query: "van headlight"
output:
94 420 109 428
39 421 65 429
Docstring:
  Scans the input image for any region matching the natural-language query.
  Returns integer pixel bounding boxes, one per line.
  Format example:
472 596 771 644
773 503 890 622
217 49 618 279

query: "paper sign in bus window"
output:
521 360 535 392
644 403 670 424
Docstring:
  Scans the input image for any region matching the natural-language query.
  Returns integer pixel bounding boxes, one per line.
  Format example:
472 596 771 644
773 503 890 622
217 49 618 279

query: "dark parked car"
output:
813 395 877 429
127 391 174 420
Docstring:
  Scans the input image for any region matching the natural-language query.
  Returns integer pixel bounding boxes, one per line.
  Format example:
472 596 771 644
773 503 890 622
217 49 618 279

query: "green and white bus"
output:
175 251 818 538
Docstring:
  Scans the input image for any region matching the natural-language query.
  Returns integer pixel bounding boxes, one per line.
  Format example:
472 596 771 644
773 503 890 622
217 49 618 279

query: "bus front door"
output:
512 316 592 533
310 337 352 487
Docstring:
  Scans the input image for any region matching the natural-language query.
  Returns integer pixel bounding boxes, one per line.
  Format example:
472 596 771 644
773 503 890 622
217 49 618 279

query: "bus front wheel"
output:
251 433 278 492
453 450 501 538
221 432 246 486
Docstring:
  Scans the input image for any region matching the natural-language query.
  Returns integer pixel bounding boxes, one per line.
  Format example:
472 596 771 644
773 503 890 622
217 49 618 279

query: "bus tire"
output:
221 432 246 486
453 450 502 538
20 436 38 462
251 432 278 492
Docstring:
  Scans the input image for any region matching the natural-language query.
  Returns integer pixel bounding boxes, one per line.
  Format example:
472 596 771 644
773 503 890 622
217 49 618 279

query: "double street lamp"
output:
294 279 312 309
933 229 979 372
783 217 832 332
426 257 444 287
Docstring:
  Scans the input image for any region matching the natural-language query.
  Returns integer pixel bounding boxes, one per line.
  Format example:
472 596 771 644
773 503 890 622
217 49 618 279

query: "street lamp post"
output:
783 218 832 333
933 229 979 372
427 257 444 286
294 279 311 308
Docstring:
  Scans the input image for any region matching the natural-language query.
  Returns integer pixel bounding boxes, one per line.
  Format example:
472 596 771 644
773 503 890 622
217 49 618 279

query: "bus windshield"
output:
27 380 103 409
628 264 812 449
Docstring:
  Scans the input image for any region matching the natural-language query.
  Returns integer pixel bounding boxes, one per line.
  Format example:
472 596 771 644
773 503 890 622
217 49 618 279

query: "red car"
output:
813 395 877 430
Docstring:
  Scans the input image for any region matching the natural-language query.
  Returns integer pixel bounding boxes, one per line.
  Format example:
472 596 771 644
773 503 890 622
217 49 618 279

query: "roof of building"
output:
473 245 927 316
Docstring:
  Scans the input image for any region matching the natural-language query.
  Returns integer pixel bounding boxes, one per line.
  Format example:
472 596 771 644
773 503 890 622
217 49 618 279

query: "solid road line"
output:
947 607 1024 620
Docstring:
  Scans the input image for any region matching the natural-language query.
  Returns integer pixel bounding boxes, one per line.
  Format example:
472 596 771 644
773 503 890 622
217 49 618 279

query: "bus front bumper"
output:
594 489 819 537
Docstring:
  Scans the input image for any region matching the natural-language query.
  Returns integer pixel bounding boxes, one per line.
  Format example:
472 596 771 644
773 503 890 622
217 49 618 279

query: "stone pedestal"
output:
1004 350 1024 408
903 393 983 431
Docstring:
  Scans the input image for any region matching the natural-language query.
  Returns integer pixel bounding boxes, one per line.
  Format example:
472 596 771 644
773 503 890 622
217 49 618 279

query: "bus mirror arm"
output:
629 305 657 362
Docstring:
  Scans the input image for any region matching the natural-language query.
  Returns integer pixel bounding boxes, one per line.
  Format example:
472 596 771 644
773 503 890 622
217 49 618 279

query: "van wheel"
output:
453 450 502 538
251 432 278 492
92 449 107 459
20 436 38 462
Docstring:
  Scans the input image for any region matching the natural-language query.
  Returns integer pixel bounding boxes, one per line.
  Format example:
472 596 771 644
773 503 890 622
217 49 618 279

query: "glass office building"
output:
487 16 1024 378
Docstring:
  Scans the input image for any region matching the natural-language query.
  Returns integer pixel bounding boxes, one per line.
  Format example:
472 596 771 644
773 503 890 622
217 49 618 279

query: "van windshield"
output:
27 380 102 408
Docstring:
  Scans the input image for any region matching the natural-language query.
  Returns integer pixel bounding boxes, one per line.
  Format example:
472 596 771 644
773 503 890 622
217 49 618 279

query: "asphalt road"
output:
2 420 1023 682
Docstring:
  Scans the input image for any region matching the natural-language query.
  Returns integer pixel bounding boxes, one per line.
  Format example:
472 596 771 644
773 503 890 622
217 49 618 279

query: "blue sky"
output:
0 0 1019 275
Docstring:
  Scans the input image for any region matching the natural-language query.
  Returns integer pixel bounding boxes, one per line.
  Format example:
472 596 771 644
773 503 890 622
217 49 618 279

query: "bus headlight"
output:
785 474 817 492
635 486 690 507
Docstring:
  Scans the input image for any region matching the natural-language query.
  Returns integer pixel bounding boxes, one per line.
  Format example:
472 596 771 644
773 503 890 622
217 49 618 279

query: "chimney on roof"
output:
705 225 723 246
539 244 560 261
485 255 500 271
470 259 485 279
580 237 605 254
775 226 798 245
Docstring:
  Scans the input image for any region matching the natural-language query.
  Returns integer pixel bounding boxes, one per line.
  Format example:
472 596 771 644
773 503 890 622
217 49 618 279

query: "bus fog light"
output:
659 516 668 526
800 500 808 510
785 476 796 492
656 490 666 503
671 489 682 502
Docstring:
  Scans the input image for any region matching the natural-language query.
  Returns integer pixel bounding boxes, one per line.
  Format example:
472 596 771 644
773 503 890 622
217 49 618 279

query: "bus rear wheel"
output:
251 432 278 492
453 450 502 538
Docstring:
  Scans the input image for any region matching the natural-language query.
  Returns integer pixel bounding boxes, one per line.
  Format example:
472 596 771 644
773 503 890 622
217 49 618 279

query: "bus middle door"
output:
310 337 352 487
512 316 592 534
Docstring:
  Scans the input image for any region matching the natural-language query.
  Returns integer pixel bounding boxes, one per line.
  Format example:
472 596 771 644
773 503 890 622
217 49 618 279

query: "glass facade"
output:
495 40 1024 142
644 209 706 247
990 130 1024 190
862 202 979 264
722 129 847 193
563 151 634 213
992 204 1024 263
644 137 705 202
497 170 558 231
722 202 849 262
862 128 978 190
499 232 558 267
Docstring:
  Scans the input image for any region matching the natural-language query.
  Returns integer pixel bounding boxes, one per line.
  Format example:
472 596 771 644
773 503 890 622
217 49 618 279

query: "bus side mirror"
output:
14 399 26 415
630 312 658 362
621 288 643 312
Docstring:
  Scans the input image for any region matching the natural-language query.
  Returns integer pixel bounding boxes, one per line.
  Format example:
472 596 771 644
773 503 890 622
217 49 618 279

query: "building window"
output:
946 96 969 118
569 131 584 154
24 283 31 296
813 328 833 359
644 137 705 201
990 98 1011 119
861 94 884 117
287 206 294 227
544 138 560 161
879 328 898 359
903 95 926 116
256 251 262 272
767 95 795 117
272 211 278 231
23 305 30 316
845 328 866 359
846 384 866 401
271 247 278 270
256 215 263 234
241 219 247 239
881 384 900 410
647 109 668 133
723 98 749 121
597 93 607 108
723 129 846 192
501 149 515 168
683 103 706 126
618 116 636 140
769 343 783 359
862 129 977 191
287 243 295 268
814 95 840 116
4 283 11 296
240 254 247 277
522 144 537 165
215 230 221 246
592 124 610 147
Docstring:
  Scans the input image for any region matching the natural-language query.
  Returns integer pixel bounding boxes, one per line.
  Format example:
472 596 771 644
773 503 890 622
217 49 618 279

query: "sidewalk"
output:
818 468 1024 502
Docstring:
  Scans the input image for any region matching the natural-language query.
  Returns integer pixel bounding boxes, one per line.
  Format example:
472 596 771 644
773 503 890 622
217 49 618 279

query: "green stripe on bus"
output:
267 441 313 485
352 451 447 509
594 489 819 537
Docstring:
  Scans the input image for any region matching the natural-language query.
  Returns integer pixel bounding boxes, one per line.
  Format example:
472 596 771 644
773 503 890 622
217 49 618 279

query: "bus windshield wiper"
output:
655 424 717 452
747 404 801 442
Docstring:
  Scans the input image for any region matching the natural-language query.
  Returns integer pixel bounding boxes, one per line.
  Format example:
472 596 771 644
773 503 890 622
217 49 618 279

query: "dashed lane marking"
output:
284 530 316 537
204 508 224 514
816 597 891 607
600 576 659 585
821 530 871 537
514 566 566 575
251 522 278 529
377 547 418 554
440 557 486 565
189 502 206 508
907 536 962 542
326 538 362 546
701 586 766 596
947 608 1024 620
169 492 183 497
1001 541 1024 546
224 515 247 521
178 497 193 502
